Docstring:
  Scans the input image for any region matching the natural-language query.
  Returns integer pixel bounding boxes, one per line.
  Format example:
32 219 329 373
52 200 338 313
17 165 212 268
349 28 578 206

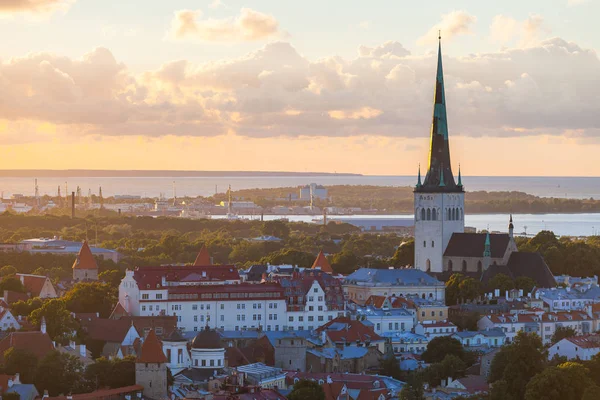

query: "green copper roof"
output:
483 232 491 257
416 164 422 188
416 37 462 193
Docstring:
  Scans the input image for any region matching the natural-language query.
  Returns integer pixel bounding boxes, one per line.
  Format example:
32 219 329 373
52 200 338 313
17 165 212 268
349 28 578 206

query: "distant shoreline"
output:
0 170 362 178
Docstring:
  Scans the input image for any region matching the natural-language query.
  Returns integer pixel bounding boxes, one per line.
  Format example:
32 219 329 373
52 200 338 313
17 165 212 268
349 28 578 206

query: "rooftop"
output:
344 268 443 287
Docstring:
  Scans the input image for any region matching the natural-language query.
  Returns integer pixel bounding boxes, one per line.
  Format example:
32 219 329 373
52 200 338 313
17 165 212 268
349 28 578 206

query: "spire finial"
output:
438 30 441 41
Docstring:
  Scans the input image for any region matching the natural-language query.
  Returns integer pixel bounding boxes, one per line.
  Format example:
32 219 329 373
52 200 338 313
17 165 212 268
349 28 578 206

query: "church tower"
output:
414 35 465 273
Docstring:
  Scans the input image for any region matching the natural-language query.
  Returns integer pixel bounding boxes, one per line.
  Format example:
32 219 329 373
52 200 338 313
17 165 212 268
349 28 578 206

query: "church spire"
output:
416 33 461 193
416 164 422 188
483 232 491 257
457 164 462 187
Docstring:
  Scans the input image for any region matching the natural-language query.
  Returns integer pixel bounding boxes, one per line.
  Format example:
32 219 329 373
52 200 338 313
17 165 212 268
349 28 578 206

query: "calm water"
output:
218 213 600 237
1 175 599 199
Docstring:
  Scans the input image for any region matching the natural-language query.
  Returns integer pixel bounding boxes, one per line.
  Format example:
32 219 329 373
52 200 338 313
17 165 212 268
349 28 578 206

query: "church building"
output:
413 37 555 289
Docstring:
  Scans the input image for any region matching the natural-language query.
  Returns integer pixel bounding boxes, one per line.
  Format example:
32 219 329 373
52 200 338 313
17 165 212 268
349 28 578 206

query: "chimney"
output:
41 316 47 334
80 344 87 357
70 340 76 349
43 390 49 399
13 373 20 385
71 191 75 219
494 289 500 297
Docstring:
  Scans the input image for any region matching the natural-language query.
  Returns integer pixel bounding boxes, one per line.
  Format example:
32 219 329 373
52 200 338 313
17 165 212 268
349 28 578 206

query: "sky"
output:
0 0 599 176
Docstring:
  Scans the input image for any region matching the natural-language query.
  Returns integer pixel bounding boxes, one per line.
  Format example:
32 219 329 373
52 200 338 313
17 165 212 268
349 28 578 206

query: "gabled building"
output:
16 274 57 299
414 321 457 339
136 329 168 400
275 269 345 331
312 250 333 274
548 334 600 361
72 241 98 281
0 306 20 331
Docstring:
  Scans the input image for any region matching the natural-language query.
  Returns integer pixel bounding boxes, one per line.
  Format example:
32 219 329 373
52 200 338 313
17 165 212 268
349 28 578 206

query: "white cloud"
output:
1 37 599 142
490 14 550 48
0 0 74 15
417 11 477 45
168 8 281 42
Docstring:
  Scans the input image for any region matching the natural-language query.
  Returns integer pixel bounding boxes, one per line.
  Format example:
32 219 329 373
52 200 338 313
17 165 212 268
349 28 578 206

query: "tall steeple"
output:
416 33 461 193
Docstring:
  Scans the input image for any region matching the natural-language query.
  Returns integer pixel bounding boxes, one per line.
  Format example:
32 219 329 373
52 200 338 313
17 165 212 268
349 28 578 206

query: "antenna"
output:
173 181 177 206
34 179 40 208
228 185 232 215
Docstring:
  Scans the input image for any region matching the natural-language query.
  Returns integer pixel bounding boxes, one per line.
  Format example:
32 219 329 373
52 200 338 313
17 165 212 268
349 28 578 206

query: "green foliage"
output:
524 362 593 400
489 332 546 400
582 385 600 400
423 354 466 386
29 299 78 342
98 269 125 287
0 265 17 277
487 273 515 293
399 374 424 400
380 355 402 380
63 282 117 318
392 240 414 267
515 276 536 294
551 326 577 344
288 380 325 400
261 220 290 239
34 351 83 396
84 356 136 390
0 276 25 293
4 348 38 383
260 248 315 268
489 380 513 400
3 393 20 400
422 336 466 364
10 297 44 317
330 251 359 275
446 274 481 305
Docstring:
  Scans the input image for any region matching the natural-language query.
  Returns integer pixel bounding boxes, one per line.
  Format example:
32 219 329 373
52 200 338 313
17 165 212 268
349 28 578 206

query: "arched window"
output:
421 293 426 299
458 208 462 220
423 241 426 248
447 209 451 220
477 261 483 273
432 209 437 220
426 208 431 220
462 260 467 272
426 259 431 272
451 208 455 220
448 260 453 272
421 208 426 220
431 241 435 248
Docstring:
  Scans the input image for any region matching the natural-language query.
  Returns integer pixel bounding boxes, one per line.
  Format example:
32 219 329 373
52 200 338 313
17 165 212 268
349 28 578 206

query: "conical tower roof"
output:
72 241 98 270
137 329 168 363
416 36 462 193
311 250 333 274
193 245 211 266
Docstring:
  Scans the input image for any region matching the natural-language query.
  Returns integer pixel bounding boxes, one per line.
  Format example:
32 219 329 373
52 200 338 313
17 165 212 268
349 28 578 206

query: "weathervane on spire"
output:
438 30 441 40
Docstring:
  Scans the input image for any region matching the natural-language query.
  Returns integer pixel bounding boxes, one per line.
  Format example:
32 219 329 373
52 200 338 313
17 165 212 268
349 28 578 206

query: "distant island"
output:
0 169 362 178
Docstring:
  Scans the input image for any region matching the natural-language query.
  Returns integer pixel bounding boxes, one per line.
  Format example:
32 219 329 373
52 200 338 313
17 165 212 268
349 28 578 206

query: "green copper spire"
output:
483 232 491 257
439 164 446 187
416 164 422 188
458 164 462 187
417 33 460 193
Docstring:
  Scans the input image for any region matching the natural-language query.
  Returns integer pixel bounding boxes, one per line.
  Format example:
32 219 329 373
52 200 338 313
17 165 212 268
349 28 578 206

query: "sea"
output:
1 175 600 237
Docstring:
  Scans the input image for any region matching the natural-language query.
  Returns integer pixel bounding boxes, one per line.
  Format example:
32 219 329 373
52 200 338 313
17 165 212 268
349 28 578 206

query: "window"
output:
318 306 323 311
318 316 324 321
314 288 318 293
299 316 304 322
142 306 146 311
192 305 198 310
289 316 294 322
318 296 323 302
202 360 206 366
220 304 225 310
308 316 314 322
309 306 314 311
448 260 453 272
156 294 163 300
194 316 198 322
423 241 426 248
432 209 437 220
462 260 467 272
427 208 431 220
141 294 149 300
220 315 224 321
210 360 214 366
431 241 434 248
149 306 153 311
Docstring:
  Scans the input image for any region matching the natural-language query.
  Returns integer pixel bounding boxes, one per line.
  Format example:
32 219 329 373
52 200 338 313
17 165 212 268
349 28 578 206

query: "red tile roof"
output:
72 241 98 270
566 335 600 349
17 274 49 297
193 246 212 266
311 251 333 274
133 265 239 288
452 375 489 393
136 330 167 363
365 296 387 309
316 317 383 343
0 331 54 363
3 290 29 304
109 302 129 319
46 385 144 400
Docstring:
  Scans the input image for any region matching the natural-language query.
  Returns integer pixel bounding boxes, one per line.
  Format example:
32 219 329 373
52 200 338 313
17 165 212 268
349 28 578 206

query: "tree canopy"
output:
288 380 325 400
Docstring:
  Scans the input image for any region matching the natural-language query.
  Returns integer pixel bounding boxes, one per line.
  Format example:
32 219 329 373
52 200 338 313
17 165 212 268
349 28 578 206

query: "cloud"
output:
0 0 74 15
417 11 477 45
490 14 550 47
1 37 599 143
168 8 281 42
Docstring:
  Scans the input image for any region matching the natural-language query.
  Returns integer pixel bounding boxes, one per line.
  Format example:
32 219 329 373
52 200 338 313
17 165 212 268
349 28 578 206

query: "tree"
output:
380 354 402 380
424 354 466 386
399 374 424 400
422 336 465 364
489 380 513 400
84 356 135 390
288 380 325 400
551 326 576 344
10 297 44 317
34 351 83 396
0 265 17 277
488 273 514 293
0 276 25 293
330 251 359 275
98 269 124 288
4 348 38 383
583 385 600 400
261 220 290 240
260 249 315 268
489 332 546 400
63 282 117 318
525 362 592 400
29 299 78 342
458 278 482 301
392 240 414 267
515 276 536 294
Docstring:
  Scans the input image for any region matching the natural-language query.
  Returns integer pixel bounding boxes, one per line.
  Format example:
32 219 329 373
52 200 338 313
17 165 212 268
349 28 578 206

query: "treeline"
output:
214 185 600 214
